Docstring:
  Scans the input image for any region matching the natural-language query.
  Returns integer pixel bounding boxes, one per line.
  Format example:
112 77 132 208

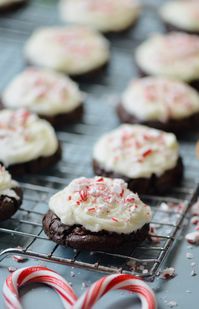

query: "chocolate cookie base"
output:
137 67 199 93
0 0 27 13
0 187 23 222
43 210 150 253
117 103 199 136
163 21 199 36
6 143 62 176
40 104 84 128
93 157 183 195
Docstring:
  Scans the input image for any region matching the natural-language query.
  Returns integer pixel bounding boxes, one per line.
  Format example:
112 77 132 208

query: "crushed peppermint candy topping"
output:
184 199 199 244
190 262 197 277
51 28 103 56
142 149 153 158
149 225 160 244
8 266 17 273
63 177 152 227
12 255 27 263
0 109 31 133
186 252 193 259
49 176 152 234
14 68 76 103
167 300 177 308
111 217 119 222
160 267 176 280
191 216 199 225
159 202 185 214
132 78 198 121
191 199 199 216
185 231 199 245
106 125 170 164
67 177 143 213
191 269 197 276
195 224 199 231
155 32 199 64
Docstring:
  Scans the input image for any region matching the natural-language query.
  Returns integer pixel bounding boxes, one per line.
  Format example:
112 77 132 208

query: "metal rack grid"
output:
0 170 198 280
0 0 199 281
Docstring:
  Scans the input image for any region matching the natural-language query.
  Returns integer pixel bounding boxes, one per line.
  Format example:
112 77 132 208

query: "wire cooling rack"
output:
0 0 199 280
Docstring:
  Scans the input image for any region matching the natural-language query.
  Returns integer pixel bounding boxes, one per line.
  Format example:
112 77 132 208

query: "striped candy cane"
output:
3 267 156 309
74 274 156 309
3 266 77 309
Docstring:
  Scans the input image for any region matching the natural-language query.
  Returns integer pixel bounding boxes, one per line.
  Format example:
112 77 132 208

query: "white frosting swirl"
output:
25 26 110 75
0 165 19 199
160 1 199 32
2 68 84 117
122 77 199 122
0 109 58 166
93 124 179 178
49 177 152 234
135 32 199 82
59 0 140 33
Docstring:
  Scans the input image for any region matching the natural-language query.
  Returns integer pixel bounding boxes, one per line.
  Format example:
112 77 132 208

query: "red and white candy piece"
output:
3 267 157 309
3 266 77 309
185 231 199 245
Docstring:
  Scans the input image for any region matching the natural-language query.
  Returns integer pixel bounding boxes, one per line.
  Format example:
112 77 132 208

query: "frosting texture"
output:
59 0 140 33
2 68 84 116
25 26 110 75
0 109 58 166
49 177 152 234
135 32 199 82
93 124 179 178
0 165 19 199
160 1 199 32
122 77 199 122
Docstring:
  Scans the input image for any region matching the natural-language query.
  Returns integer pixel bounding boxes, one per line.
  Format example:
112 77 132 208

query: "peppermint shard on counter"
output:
0 165 23 222
43 177 152 253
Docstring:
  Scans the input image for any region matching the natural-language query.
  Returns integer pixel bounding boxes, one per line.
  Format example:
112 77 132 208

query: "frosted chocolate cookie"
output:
0 0 26 12
24 26 110 78
43 177 152 253
93 124 183 194
135 32 199 91
160 1 199 35
2 68 84 127
0 165 23 222
59 0 140 34
117 77 199 134
0 109 61 175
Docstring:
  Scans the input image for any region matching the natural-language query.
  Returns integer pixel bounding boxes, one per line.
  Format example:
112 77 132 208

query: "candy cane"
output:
74 274 156 309
3 266 77 309
3 267 156 309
